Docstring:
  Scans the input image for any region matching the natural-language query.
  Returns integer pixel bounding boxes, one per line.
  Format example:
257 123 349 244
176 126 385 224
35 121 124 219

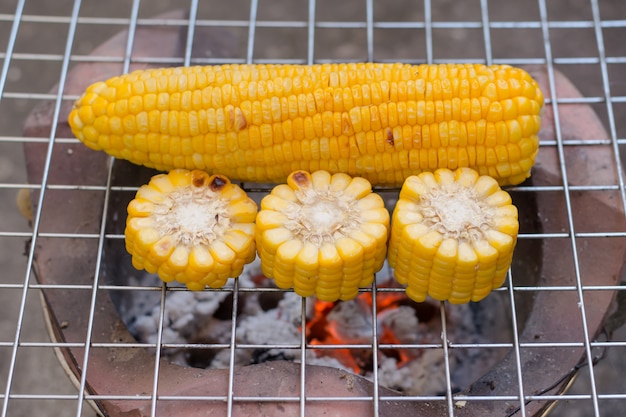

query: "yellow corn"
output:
68 63 543 186
256 170 389 301
124 169 257 290
387 167 518 304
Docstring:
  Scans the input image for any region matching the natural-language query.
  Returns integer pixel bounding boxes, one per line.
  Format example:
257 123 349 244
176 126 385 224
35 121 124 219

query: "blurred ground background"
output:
0 0 625 415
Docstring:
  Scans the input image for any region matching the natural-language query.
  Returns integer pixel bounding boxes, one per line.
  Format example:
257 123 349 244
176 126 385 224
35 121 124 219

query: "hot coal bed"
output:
113 258 512 396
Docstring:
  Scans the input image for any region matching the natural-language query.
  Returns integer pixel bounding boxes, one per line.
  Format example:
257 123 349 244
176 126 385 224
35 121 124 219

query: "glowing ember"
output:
304 283 435 374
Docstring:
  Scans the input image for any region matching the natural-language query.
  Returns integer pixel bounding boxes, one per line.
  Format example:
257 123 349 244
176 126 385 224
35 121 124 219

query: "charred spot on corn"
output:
387 167 518 304
191 171 209 187
256 170 390 302
68 63 544 187
124 169 258 291
208 174 228 191
290 170 310 187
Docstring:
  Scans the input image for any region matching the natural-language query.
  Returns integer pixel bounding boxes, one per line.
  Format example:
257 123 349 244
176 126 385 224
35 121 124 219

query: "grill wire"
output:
1 0 626 416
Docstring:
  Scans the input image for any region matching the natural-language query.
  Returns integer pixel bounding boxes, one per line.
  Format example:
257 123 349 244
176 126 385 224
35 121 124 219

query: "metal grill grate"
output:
1 0 626 416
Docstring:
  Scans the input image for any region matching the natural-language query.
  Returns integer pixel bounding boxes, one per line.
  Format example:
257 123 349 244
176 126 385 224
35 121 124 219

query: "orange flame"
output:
304 288 416 374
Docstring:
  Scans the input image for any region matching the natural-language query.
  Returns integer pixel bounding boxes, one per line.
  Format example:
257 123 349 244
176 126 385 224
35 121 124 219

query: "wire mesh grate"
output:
1 0 626 416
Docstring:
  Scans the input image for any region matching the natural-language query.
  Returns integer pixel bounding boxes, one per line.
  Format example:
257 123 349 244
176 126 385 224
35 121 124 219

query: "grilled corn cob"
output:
256 170 389 301
124 169 257 290
387 167 518 304
68 63 543 186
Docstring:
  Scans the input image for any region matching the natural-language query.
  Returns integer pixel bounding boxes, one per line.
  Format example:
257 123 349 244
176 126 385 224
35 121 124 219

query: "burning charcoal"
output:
237 293 302 347
324 299 374 343
377 305 420 344
193 290 234 317
377 356 420 393
121 256 512 395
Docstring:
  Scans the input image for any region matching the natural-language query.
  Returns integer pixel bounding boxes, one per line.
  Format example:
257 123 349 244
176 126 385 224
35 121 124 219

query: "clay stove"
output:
19 10 626 417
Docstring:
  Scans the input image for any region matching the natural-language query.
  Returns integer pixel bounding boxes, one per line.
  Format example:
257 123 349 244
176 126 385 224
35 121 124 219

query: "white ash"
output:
238 292 303 345
325 298 374 343
118 258 511 395
120 259 261 357
377 305 420 344
211 291 305 369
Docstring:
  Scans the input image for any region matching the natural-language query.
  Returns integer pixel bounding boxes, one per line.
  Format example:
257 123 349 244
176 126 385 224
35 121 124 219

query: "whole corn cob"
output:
256 170 390 301
125 169 258 290
387 167 518 304
69 63 543 186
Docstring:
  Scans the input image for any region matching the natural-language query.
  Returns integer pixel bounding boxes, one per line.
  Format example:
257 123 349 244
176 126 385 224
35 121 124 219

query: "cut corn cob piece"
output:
387 167 518 304
256 170 390 301
68 63 543 186
124 169 257 290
